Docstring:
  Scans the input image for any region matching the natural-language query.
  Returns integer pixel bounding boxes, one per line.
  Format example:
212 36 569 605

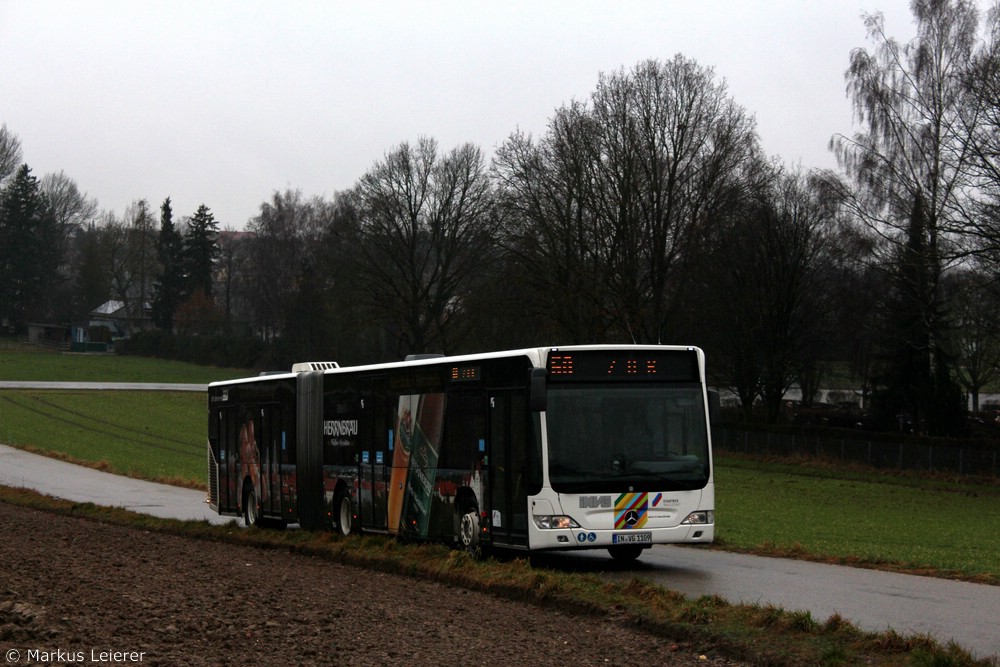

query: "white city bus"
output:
207 345 716 561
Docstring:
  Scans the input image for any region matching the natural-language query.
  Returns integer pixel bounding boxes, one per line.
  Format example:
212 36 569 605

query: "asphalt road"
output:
536 547 1000 660
0 381 206 391
0 443 228 524
1 443 997 659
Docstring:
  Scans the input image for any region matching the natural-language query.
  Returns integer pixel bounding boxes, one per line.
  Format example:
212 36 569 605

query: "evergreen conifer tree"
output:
152 197 185 330
0 164 59 329
183 204 220 300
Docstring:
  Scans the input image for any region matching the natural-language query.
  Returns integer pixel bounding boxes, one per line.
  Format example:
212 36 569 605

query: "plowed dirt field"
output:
0 503 742 666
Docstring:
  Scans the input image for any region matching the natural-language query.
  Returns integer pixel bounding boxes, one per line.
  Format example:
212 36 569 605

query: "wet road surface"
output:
0 443 228 524
534 547 1000 659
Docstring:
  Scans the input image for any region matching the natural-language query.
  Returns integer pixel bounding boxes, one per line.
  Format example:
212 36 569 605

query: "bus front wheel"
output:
458 505 481 558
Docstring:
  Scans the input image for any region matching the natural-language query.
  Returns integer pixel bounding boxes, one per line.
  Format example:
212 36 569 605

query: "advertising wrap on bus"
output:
207 345 715 561
388 392 449 537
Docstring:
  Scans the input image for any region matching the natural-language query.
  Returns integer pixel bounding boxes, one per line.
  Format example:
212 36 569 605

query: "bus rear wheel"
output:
243 483 260 528
334 490 352 536
608 544 644 562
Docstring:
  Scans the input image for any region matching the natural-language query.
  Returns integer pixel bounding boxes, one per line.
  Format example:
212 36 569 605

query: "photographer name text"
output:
5 648 146 664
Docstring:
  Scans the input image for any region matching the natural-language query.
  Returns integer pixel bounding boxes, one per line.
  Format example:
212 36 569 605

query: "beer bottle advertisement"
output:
400 392 445 536
387 394 417 533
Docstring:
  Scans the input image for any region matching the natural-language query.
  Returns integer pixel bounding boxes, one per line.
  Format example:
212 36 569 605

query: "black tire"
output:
334 490 352 536
608 544 644 562
243 482 260 528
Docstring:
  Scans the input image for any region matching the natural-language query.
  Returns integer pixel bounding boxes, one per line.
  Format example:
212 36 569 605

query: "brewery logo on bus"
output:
323 420 359 437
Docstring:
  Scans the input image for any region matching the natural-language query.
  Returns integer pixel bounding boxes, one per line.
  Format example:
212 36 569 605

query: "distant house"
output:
82 300 154 340
26 322 70 347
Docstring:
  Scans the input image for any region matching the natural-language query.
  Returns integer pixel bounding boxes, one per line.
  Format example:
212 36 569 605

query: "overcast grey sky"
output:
2 1 924 229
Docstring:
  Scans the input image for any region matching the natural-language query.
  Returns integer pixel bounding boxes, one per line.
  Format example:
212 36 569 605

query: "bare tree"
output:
944 268 1000 413
812 171 885 408
0 124 22 185
352 138 496 356
105 200 157 335
702 170 840 422
216 227 252 335
494 57 760 346
104 211 135 334
830 0 980 434
246 189 324 341
40 171 98 232
39 172 100 322
493 102 608 342
961 1 1000 269
588 57 759 343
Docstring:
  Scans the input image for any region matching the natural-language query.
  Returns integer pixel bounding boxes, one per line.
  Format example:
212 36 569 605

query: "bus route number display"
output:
546 349 698 382
450 365 481 382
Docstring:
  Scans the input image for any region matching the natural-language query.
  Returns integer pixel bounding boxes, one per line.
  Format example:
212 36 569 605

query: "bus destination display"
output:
546 349 698 382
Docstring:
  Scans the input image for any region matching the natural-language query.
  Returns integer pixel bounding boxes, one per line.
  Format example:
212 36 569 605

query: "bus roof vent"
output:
404 353 445 361
291 361 340 372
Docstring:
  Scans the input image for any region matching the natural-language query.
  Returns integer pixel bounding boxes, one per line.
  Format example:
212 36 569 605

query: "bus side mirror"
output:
529 368 547 412
708 389 720 426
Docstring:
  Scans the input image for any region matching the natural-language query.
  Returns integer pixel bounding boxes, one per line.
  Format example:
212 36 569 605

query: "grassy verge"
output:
0 389 205 487
0 343 251 383
0 485 989 667
714 454 1000 585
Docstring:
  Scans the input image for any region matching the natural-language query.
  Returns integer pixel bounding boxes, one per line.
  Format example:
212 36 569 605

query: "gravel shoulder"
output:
0 503 740 666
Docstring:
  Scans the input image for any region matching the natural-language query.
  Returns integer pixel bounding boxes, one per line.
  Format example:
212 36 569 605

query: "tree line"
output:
5 1 1000 435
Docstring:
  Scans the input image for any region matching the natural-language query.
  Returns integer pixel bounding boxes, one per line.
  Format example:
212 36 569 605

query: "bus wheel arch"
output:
332 483 353 536
608 544 645 562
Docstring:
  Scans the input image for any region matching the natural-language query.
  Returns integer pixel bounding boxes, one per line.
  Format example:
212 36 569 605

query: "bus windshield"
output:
545 385 710 493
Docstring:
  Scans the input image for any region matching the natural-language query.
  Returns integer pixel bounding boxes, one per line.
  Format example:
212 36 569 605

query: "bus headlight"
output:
681 510 715 525
532 515 581 530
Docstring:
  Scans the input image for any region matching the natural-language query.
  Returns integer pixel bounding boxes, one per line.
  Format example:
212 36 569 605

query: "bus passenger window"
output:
440 393 485 470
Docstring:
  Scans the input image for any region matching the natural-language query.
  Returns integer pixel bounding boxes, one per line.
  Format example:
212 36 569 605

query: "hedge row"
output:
116 331 276 370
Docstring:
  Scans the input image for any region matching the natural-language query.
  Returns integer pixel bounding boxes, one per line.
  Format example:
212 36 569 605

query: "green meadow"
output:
0 342 250 383
715 458 1000 581
0 389 205 486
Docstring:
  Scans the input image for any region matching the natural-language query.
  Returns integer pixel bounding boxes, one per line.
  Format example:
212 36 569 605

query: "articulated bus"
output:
207 345 716 561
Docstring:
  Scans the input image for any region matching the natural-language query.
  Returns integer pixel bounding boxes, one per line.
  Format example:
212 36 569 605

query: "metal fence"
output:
714 426 1000 477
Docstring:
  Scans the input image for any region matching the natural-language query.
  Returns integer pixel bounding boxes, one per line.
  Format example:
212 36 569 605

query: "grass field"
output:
0 390 206 486
715 457 1000 581
0 343 251 383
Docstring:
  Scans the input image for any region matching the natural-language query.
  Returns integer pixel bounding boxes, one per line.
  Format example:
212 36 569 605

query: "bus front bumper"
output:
528 521 714 551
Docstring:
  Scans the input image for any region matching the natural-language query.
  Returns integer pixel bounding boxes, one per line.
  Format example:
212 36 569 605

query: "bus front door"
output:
216 407 239 514
489 391 529 547
259 404 282 517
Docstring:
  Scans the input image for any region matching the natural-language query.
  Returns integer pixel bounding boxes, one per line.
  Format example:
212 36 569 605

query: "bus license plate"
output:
612 532 652 545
